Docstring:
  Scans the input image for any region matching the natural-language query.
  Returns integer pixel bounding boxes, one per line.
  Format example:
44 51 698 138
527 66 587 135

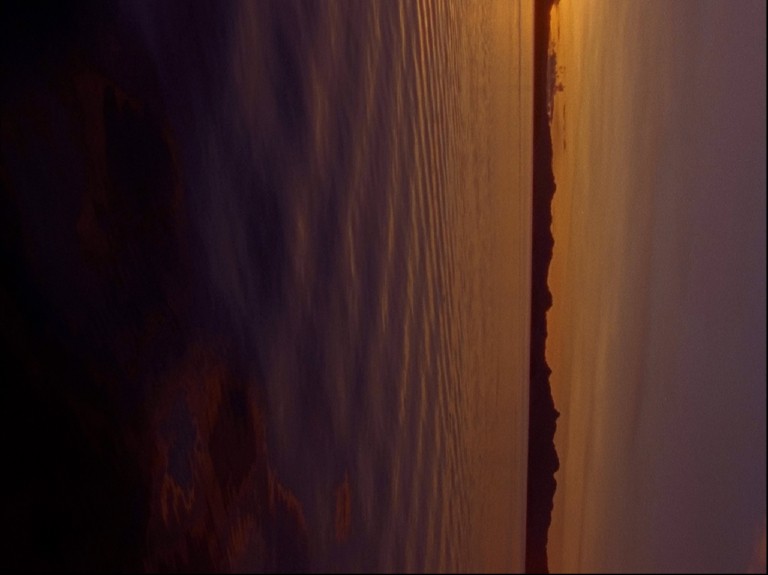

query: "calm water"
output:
122 0 532 570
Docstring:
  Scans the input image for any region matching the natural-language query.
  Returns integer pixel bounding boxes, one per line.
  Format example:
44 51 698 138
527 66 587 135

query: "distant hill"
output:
525 0 561 573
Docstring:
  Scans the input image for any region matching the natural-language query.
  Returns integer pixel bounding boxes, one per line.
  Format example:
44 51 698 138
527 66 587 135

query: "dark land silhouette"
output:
525 0 561 573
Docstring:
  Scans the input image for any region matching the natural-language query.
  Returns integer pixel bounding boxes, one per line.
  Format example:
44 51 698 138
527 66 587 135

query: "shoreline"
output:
525 0 560 573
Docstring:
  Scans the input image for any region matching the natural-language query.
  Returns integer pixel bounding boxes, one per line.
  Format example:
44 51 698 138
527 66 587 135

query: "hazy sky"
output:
545 0 766 572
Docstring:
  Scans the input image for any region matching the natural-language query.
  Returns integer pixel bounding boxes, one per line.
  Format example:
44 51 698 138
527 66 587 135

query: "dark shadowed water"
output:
117 1 533 570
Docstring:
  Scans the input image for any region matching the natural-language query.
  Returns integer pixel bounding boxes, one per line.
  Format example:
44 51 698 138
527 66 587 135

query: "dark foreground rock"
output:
0 3 309 570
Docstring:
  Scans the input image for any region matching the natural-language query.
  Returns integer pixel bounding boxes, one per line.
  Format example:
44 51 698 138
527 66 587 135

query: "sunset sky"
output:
546 0 766 572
